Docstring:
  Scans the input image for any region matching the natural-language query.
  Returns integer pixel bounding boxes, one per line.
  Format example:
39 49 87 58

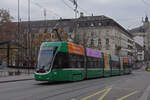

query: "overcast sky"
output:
1 0 150 30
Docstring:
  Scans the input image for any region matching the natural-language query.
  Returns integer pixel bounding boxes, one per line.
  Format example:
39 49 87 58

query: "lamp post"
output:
27 0 31 69
17 0 20 67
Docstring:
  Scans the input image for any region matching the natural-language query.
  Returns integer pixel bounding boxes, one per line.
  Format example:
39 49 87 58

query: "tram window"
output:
126 63 130 68
111 61 120 69
53 52 69 69
77 62 81 68
68 54 84 68
89 62 93 68
93 58 97 68
123 63 129 68
68 54 76 68
117 62 120 69
98 59 103 68
87 57 103 68
87 57 91 68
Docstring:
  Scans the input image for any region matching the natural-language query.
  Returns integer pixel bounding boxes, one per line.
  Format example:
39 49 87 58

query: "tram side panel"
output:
85 48 103 79
35 42 132 82
120 57 124 75
103 53 111 77
123 58 130 74
110 55 120 76
52 52 85 81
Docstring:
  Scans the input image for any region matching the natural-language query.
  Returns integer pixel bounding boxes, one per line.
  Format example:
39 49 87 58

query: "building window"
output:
85 22 88 26
91 23 94 27
98 38 101 50
106 38 109 50
91 38 94 48
98 22 102 26
106 31 109 37
99 32 101 37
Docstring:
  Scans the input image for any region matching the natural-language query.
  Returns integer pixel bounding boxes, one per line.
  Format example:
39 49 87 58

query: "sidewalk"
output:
0 74 34 83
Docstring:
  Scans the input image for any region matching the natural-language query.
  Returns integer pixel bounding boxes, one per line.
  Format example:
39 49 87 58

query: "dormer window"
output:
98 23 102 26
91 23 94 27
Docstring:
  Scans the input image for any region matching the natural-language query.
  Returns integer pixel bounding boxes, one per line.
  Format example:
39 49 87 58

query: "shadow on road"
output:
36 81 79 86
35 74 135 86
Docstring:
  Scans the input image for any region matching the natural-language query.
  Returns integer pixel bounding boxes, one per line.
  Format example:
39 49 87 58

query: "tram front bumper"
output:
34 73 52 81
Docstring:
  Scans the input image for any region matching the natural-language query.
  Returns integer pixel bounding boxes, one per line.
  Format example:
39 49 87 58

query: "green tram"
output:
34 42 132 82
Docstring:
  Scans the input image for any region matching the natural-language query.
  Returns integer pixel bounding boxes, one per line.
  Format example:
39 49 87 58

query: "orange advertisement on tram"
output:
104 53 110 69
68 42 84 55
123 58 128 63
120 57 123 70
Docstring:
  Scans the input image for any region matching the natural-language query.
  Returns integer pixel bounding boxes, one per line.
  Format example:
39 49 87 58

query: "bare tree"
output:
0 9 17 42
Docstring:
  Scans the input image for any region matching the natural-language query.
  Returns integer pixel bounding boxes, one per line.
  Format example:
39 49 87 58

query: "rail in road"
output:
0 69 150 100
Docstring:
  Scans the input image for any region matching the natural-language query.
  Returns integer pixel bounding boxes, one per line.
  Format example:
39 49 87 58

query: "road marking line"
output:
80 89 106 100
114 87 134 91
138 85 150 100
98 88 112 100
117 91 139 100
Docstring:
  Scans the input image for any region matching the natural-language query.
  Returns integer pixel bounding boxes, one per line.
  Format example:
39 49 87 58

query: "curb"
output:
0 78 34 83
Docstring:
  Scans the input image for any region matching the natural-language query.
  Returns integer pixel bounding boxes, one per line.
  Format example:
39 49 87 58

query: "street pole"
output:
74 0 78 44
74 0 77 19
148 33 150 61
17 0 20 67
44 8 47 23
27 0 31 71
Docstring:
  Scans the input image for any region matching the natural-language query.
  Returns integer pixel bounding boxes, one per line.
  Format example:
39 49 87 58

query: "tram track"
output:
0 70 147 100
12 75 127 100
37 75 133 100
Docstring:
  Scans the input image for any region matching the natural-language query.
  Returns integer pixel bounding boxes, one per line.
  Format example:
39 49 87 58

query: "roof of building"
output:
129 16 149 34
78 15 133 38
18 15 133 38
129 25 147 33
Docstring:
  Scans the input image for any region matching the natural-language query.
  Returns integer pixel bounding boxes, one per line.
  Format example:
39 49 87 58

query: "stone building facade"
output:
129 16 149 60
133 42 144 61
74 15 133 57
20 15 134 58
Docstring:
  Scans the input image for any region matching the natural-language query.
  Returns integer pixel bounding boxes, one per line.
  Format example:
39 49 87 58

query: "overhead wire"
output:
67 0 89 15
141 0 150 7
141 0 150 10
31 0 62 18
62 0 78 12
78 6 89 15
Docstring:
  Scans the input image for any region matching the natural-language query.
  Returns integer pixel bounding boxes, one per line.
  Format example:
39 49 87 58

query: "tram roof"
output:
41 42 68 47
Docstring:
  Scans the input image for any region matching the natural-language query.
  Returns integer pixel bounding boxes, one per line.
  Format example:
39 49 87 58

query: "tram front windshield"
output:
37 46 56 72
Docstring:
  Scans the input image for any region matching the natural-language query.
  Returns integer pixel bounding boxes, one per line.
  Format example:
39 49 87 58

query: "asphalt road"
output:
0 68 150 100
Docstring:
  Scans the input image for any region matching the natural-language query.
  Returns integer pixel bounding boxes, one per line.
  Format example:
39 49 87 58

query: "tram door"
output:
104 53 110 69
104 53 111 76
120 57 124 74
123 58 129 73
